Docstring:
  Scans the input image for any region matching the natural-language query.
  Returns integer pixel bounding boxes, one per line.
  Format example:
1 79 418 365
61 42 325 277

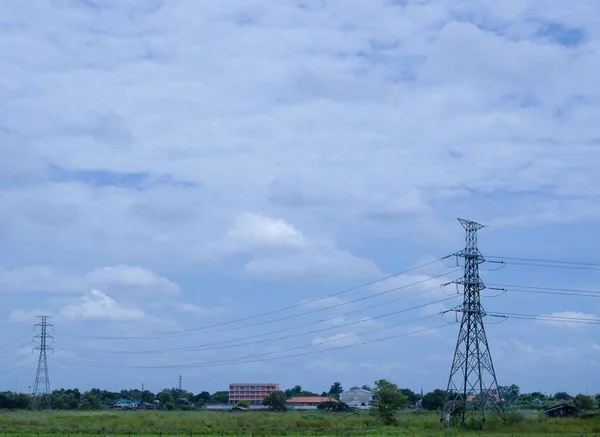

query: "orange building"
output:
229 383 280 404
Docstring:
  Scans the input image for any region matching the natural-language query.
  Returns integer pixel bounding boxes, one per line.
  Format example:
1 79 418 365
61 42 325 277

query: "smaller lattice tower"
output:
32 316 53 410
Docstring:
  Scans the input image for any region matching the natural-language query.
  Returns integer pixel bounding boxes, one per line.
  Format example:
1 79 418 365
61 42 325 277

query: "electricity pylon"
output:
441 219 504 426
32 316 53 410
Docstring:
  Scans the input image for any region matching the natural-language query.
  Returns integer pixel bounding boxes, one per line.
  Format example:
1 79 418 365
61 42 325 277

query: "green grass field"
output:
0 410 598 437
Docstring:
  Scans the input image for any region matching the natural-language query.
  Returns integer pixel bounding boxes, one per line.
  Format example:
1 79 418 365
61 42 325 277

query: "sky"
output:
1 0 600 398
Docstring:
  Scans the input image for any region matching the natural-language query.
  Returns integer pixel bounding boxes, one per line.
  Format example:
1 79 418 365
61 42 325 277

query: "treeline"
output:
0 382 596 411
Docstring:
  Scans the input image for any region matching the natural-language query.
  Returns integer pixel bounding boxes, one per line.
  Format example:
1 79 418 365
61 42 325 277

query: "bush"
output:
506 411 524 425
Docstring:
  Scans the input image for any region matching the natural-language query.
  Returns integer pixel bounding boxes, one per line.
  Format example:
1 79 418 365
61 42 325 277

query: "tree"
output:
193 391 212 405
361 385 372 391
141 390 155 403
554 392 571 401
210 391 229 404
328 382 343 399
421 389 446 411
317 400 351 412
262 390 287 411
574 394 596 411
498 384 520 404
157 391 173 409
235 400 250 408
370 379 408 425
399 388 419 405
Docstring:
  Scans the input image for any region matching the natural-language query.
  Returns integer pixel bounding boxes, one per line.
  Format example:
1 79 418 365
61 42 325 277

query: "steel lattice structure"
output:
441 219 504 426
32 316 53 410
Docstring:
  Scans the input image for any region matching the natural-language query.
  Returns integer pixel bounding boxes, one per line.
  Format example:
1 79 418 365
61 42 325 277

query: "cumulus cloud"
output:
85 265 180 296
209 212 381 279
0 264 180 297
60 289 145 322
1 0 600 393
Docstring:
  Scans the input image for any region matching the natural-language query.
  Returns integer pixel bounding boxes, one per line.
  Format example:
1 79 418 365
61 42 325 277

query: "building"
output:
229 383 280 405
545 404 576 418
339 388 373 409
285 396 338 410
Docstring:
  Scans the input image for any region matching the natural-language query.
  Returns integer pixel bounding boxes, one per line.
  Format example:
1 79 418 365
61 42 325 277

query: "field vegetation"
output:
0 409 599 437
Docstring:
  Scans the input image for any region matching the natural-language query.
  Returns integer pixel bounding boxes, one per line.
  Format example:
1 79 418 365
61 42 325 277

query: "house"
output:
545 404 576 418
229 383 280 405
285 397 338 410
111 399 139 410
107 399 156 410
339 388 373 409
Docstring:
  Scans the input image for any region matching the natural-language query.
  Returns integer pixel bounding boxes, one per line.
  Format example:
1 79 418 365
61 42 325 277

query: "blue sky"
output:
1 0 600 397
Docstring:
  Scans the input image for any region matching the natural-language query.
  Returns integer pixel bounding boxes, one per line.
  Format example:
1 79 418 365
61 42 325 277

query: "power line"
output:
489 312 600 325
489 284 600 295
57 311 445 368
486 283 600 298
486 255 600 267
52 322 453 370
55 265 459 341
54 295 459 355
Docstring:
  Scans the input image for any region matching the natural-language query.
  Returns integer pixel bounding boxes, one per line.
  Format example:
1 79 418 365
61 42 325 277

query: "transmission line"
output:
52 321 453 370
54 295 459 355
55 264 458 341
489 312 600 325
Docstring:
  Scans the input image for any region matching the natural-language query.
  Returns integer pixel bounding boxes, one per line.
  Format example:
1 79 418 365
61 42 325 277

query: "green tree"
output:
370 379 408 425
317 400 351 412
141 390 155 403
574 394 596 411
165 401 175 411
328 382 343 399
421 389 446 411
80 391 101 410
193 391 211 405
262 390 287 411
157 391 173 409
235 400 250 408
399 388 419 405
498 384 520 404
554 391 571 401
210 391 229 404
284 385 303 399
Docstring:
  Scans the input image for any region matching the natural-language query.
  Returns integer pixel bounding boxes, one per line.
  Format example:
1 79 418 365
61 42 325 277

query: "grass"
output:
0 409 598 437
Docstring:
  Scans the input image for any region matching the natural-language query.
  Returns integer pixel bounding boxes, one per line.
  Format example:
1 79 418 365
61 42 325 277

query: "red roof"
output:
286 397 338 403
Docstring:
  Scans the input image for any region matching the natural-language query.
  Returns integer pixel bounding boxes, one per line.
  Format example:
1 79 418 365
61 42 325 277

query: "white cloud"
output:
7 308 50 323
220 212 308 254
312 332 361 347
60 289 145 322
85 265 180 296
0 264 179 297
0 0 600 393
210 212 381 279
169 302 225 316
0 266 78 293
536 311 600 328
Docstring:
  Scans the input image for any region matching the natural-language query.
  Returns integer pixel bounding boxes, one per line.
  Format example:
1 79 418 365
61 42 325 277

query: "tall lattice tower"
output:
32 316 53 410
441 219 504 426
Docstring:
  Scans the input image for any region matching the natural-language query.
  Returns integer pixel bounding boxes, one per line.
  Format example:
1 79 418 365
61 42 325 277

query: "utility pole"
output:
32 316 53 410
441 219 504 426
